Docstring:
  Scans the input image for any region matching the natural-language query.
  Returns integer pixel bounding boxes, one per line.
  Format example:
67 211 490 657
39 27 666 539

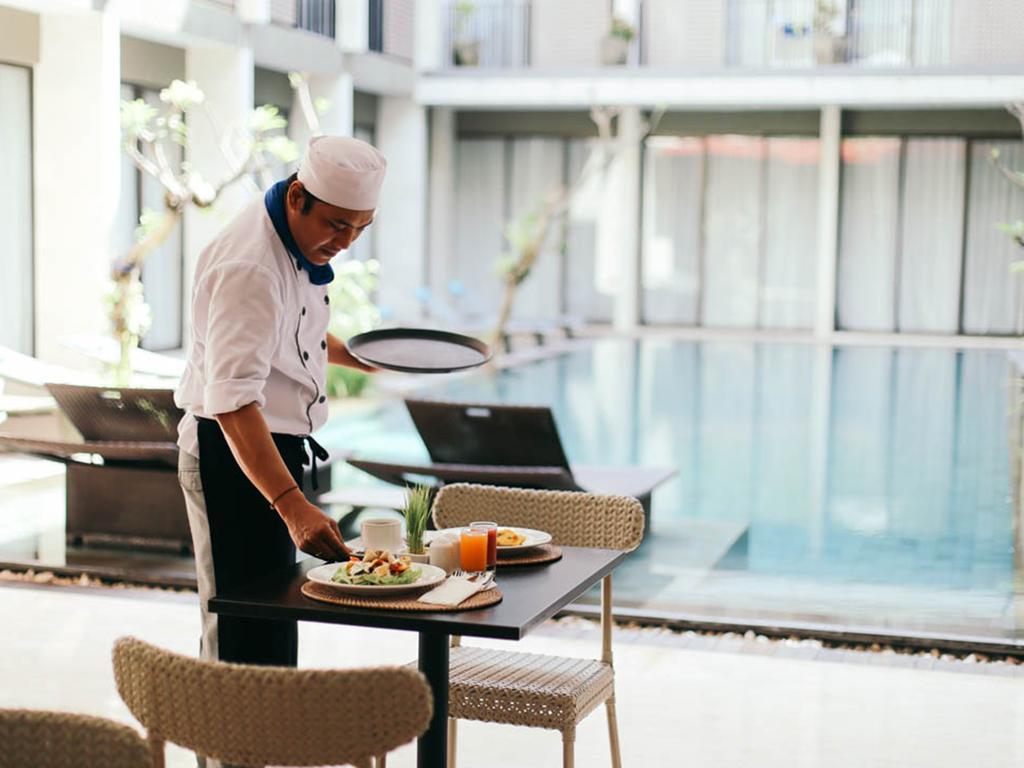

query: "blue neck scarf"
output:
264 179 334 286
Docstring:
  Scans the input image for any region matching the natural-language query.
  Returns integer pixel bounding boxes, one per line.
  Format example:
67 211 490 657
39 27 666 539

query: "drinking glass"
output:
459 529 488 576
470 521 498 570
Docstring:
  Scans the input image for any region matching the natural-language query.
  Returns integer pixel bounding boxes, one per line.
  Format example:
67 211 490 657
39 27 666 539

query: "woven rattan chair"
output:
0 708 150 768
112 636 432 768
431 483 645 768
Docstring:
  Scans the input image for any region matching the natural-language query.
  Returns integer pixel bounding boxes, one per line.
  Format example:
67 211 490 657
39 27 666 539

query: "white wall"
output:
33 6 121 365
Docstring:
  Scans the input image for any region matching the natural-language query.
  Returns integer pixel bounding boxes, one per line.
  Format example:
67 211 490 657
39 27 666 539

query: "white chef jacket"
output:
175 197 331 457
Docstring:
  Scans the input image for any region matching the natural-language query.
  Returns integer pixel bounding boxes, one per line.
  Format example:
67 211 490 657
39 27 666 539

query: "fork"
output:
450 570 495 590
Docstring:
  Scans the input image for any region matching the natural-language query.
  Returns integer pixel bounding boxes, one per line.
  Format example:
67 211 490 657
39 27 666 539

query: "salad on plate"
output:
331 549 420 587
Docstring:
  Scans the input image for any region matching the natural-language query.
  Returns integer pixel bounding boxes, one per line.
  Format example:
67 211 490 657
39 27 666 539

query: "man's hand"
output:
326 332 378 372
276 492 351 561
215 403 351 561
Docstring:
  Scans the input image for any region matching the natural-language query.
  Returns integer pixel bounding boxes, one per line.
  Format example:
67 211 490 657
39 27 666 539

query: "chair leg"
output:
447 718 458 768
148 736 165 768
606 695 623 768
562 728 575 768
376 753 387 768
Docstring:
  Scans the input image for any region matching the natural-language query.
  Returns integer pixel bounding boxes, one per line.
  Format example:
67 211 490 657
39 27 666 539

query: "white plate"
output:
427 526 553 554
306 562 446 596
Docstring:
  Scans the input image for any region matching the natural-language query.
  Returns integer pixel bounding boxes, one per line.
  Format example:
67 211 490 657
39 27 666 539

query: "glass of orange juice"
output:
459 528 488 575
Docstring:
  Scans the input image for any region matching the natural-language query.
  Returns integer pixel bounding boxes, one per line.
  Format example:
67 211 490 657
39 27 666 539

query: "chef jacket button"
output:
301 307 306 316
303 351 309 361
324 295 330 305
319 396 326 404
321 340 327 350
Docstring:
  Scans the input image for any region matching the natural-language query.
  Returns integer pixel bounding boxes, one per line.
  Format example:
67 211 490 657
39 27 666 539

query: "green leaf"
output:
264 134 299 163
250 104 288 133
120 98 158 137
159 79 205 110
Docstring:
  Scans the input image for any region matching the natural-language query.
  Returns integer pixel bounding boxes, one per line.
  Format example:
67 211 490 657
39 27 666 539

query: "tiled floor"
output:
2 582 1022 768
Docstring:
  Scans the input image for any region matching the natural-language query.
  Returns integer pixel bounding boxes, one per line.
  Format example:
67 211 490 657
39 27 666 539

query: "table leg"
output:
418 631 449 768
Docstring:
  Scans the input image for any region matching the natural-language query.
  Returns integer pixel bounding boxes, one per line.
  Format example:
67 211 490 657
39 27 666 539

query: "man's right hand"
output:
276 492 351 561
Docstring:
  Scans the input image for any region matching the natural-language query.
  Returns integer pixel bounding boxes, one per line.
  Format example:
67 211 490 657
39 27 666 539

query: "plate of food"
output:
306 549 446 596
428 526 553 554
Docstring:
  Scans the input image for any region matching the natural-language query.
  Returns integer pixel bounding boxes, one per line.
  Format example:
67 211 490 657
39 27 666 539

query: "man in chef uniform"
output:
175 136 385 671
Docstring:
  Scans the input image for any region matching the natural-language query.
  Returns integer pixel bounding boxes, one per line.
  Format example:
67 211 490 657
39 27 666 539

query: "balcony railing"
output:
270 0 336 39
436 0 972 71
726 0 951 69
442 0 531 68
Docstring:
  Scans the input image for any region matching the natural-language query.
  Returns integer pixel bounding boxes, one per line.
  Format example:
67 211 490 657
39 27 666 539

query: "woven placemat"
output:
497 544 563 567
301 581 502 612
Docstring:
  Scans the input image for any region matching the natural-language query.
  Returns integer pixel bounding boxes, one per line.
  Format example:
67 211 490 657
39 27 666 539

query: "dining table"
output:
209 545 629 767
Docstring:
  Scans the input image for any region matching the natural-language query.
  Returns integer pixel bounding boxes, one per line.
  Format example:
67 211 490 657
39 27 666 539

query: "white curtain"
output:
701 135 764 328
565 138 612 322
507 137 564 320
837 137 901 331
641 137 704 325
897 138 966 334
761 137 819 329
454 138 506 321
849 0 912 66
0 64 33 354
962 140 1024 335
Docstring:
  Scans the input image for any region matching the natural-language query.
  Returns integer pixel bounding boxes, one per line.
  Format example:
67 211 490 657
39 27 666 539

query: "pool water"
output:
319 338 1023 643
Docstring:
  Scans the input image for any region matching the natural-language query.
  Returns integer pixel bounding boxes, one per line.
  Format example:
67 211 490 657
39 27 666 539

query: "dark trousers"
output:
195 417 304 667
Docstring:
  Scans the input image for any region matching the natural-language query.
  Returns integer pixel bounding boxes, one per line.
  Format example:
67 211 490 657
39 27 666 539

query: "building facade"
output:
2 0 1024 365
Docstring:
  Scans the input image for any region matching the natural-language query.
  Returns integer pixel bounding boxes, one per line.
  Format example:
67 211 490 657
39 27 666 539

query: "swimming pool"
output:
320 338 1023 643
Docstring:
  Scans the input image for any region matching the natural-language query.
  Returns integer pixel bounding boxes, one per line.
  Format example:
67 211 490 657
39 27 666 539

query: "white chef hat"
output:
297 135 387 210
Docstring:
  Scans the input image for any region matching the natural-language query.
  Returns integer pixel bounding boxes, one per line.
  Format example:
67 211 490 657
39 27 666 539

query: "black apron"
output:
195 417 306 667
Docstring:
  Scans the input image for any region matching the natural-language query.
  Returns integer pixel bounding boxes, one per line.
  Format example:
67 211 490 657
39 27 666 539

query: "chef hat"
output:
297 135 387 210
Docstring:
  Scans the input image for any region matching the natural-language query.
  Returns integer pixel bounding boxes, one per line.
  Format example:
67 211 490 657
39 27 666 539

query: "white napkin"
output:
418 576 485 606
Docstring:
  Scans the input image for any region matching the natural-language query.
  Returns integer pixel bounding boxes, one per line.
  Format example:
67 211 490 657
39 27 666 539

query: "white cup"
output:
361 518 403 552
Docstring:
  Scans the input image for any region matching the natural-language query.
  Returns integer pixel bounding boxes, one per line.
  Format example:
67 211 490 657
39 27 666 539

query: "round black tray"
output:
347 328 492 373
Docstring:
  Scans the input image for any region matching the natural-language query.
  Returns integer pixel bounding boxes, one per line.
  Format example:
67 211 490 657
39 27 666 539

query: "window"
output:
0 63 33 354
642 134 819 329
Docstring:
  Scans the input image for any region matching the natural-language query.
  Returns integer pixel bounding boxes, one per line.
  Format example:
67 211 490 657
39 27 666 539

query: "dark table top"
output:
209 546 627 641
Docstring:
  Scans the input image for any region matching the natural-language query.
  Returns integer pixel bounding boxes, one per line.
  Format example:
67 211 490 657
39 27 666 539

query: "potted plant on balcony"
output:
452 0 480 66
812 0 847 65
600 15 635 66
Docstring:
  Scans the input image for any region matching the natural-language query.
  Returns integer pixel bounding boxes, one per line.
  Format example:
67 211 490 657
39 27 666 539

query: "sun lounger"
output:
345 399 677 521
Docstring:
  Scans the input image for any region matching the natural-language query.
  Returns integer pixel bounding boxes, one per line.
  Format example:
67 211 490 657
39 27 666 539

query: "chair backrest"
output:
0 709 150 768
432 483 645 551
112 637 432 767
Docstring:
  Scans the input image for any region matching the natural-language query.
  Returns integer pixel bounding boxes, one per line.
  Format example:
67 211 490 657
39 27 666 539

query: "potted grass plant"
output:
403 485 433 563
600 15 635 66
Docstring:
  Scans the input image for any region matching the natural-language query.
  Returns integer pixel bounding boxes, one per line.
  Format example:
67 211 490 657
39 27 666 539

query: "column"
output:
427 108 456 304
815 105 841 337
182 43 254 337
600 106 643 332
414 0 444 71
375 96 428 321
33 6 121 366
